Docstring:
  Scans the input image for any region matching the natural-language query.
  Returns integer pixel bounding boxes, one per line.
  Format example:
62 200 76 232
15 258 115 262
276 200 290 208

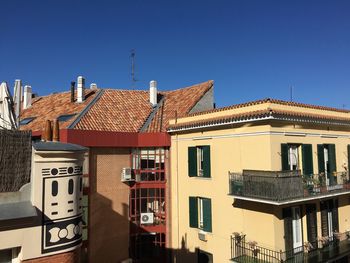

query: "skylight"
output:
19 117 35 125
57 114 76 122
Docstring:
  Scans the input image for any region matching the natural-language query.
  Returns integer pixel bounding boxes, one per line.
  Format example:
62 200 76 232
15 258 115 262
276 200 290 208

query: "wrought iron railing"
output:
229 170 350 203
231 233 349 263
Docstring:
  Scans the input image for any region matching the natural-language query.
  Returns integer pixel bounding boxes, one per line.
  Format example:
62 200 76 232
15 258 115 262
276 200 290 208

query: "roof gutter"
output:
168 114 350 133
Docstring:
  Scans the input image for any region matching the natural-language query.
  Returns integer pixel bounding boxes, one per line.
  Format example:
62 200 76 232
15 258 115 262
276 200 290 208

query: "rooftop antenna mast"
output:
130 49 138 89
290 85 293 102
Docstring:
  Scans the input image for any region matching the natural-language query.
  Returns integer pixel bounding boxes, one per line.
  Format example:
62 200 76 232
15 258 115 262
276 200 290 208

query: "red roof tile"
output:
74 89 153 132
20 80 212 133
19 89 99 132
147 80 213 132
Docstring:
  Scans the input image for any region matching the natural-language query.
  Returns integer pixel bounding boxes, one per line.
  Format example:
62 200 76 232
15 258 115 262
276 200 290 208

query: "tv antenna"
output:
130 49 138 89
290 85 294 102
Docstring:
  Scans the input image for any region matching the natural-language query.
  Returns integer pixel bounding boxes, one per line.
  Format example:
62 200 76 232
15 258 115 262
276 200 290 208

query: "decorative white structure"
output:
0 82 16 129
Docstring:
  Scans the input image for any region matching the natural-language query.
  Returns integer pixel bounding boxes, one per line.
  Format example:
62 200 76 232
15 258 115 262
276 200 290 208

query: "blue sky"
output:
1 0 350 108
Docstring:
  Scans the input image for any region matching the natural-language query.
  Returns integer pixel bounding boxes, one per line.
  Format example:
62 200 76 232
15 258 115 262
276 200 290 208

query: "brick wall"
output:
22 248 80 263
89 147 131 263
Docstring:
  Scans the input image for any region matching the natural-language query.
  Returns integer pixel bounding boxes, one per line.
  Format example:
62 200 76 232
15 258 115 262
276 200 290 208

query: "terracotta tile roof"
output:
188 98 350 117
147 80 213 132
19 80 212 133
168 108 350 131
19 89 99 132
74 89 153 132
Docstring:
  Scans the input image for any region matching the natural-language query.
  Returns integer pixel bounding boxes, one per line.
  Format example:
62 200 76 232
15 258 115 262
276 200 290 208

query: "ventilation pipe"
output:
150 80 157 107
90 83 97 89
77 76 85 103
23 85 32 109
70 81 76 102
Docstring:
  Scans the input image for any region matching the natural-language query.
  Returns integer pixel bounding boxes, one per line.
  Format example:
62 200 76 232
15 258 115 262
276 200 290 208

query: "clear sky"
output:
1 0 350 108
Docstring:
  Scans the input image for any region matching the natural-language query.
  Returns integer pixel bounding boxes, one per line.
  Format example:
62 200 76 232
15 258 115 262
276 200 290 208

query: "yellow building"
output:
168 98 350 263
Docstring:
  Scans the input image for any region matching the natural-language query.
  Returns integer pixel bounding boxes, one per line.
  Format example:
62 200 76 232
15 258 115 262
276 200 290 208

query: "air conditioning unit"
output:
140 213 154 225
121 167 133 182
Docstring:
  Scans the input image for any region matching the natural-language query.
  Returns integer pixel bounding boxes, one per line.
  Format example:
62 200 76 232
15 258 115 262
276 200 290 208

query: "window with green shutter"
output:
281 144 289 171
202 146 211 178
189 196 212 233
317 144 325 174
189 196 198 228
302 144 314 177
188 146 211 178
202 198 212 232
188 147 198 177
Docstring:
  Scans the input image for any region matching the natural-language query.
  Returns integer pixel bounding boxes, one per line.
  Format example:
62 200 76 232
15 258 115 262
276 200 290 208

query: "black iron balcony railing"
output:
229 170 350 203
231 233 350 263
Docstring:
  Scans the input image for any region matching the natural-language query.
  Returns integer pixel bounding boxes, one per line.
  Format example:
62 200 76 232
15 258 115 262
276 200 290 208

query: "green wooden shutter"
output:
317 144 325 174
202 146 211 178
281 144 289 171
306 204 317 247
320 201 329 237
328 144 337 185
188 147 197 177
328 143 337 174
302 144 314 177
332 199 339 232
283 208 293 253
189 197 198 228
202 198 212 232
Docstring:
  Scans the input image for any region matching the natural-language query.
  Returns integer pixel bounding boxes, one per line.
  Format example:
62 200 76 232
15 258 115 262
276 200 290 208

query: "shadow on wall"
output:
88 191 201 263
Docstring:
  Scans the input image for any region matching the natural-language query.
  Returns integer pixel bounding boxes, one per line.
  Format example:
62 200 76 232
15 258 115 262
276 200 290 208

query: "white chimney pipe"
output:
150 80 157 107
77 76 85 103
90 83 97 89
23 85 32 109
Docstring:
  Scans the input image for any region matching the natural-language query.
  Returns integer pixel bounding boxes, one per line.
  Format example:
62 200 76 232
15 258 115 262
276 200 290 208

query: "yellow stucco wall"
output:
170 119 350 262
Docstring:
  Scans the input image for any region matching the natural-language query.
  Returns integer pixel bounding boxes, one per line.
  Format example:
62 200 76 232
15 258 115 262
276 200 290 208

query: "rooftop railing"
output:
229 170 350 203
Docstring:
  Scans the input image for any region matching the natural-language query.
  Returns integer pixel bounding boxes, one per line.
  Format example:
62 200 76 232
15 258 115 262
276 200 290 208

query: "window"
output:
130 187 165 225
197 249 213 263
57 114 76 122
281 144 313 176
189 196 212 232
320 199 339 238
188 146 211 178
19 117 35 125
317 144 337 186
131 148 166 181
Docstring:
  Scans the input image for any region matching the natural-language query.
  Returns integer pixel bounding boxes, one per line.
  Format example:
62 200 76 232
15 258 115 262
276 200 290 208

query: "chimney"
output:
52 119 59 142
150 80 157 107
77 76 85 103
70 81 75 102
43 120 52 142
23 85 32 109
90 83 97 89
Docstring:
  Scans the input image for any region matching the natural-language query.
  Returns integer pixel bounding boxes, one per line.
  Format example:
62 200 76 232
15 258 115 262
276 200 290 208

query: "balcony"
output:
231 233 350 263
229 170 350 205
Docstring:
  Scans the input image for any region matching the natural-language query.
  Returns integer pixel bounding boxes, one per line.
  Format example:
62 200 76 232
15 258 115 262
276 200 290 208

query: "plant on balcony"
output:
233 232 243 243
319 173 326 187
318 236 329 247
303 241 314 252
